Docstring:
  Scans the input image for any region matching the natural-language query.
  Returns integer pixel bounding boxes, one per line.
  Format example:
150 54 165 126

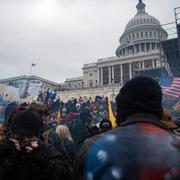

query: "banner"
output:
27 80 42 97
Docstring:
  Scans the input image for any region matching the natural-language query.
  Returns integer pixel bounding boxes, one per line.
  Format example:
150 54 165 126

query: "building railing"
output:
57 83 121 92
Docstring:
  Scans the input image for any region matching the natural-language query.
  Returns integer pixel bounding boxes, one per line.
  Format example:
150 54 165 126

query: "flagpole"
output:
24 63 34 98
29 63 36 76
29 63 33 76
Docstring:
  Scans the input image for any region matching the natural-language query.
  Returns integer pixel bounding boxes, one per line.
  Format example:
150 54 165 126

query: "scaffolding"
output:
174 7 180 58
157 7 180 77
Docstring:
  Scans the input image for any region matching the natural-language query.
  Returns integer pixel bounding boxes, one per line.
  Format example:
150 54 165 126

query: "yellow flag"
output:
108 98 117 128
57 110 61 121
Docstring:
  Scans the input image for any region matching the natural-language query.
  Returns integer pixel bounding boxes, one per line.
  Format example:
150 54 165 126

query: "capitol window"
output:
140 62 143 68
144 18 146 23
150 32 152 37
103 67 109 85
152 43 155 50
122 63 130 83
89 80 93 87
157 44 159 49
144 60 153 68
141 32 143 38
136 44 139 53
132 33 135 39
114 65 121 84
146 43 150 51
137 32 139 38
141 44 145 52
154 59 157 67
140 19 142 23
131 62 140 78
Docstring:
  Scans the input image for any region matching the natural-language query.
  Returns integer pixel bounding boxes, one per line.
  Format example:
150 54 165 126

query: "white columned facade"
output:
139 44 141 52
134 45 136 54
112 65 114 84
150 43 152 51
155 43 158 50
97 68 100 85
129 63 132 79
144 43 147 52
152 59 155 68
142 61 145 68
125 48 128 56
109 66 111 84
101 67 103 85
120 64 123 85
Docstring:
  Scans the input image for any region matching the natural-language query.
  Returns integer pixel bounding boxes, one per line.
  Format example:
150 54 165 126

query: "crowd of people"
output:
0 76 180 180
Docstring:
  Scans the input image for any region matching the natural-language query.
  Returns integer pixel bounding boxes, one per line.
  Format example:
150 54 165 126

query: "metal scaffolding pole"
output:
174 7 180 60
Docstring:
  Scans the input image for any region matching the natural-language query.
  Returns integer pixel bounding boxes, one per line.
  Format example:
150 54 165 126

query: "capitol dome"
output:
116 0 168 57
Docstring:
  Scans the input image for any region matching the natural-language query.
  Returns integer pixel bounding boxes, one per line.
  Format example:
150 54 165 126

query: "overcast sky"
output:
0 0 179 83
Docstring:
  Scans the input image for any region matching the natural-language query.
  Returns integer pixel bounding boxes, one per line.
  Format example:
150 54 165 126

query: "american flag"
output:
159 77 180 98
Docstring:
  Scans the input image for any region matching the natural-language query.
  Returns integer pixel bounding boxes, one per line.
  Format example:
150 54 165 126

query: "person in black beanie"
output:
85 76 180 180
116 76 163 124
0 110 71 180
99 118 112 132
11 110 41 137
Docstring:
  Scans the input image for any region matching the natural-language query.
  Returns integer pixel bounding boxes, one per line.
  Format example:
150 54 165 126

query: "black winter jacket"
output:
0 138 71 180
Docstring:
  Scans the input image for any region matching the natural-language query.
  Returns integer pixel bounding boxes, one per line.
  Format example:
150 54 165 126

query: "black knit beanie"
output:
11 110 41 136
99 119 112 132
116 76 163 123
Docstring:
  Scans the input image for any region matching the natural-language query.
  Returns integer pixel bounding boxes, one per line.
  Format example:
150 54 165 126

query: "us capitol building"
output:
63 0 168 96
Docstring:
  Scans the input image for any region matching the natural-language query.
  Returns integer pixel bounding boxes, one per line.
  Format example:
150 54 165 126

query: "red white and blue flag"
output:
159 77 180 98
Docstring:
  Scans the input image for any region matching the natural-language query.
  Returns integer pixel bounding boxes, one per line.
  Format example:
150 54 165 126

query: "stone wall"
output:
57 85 121 102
